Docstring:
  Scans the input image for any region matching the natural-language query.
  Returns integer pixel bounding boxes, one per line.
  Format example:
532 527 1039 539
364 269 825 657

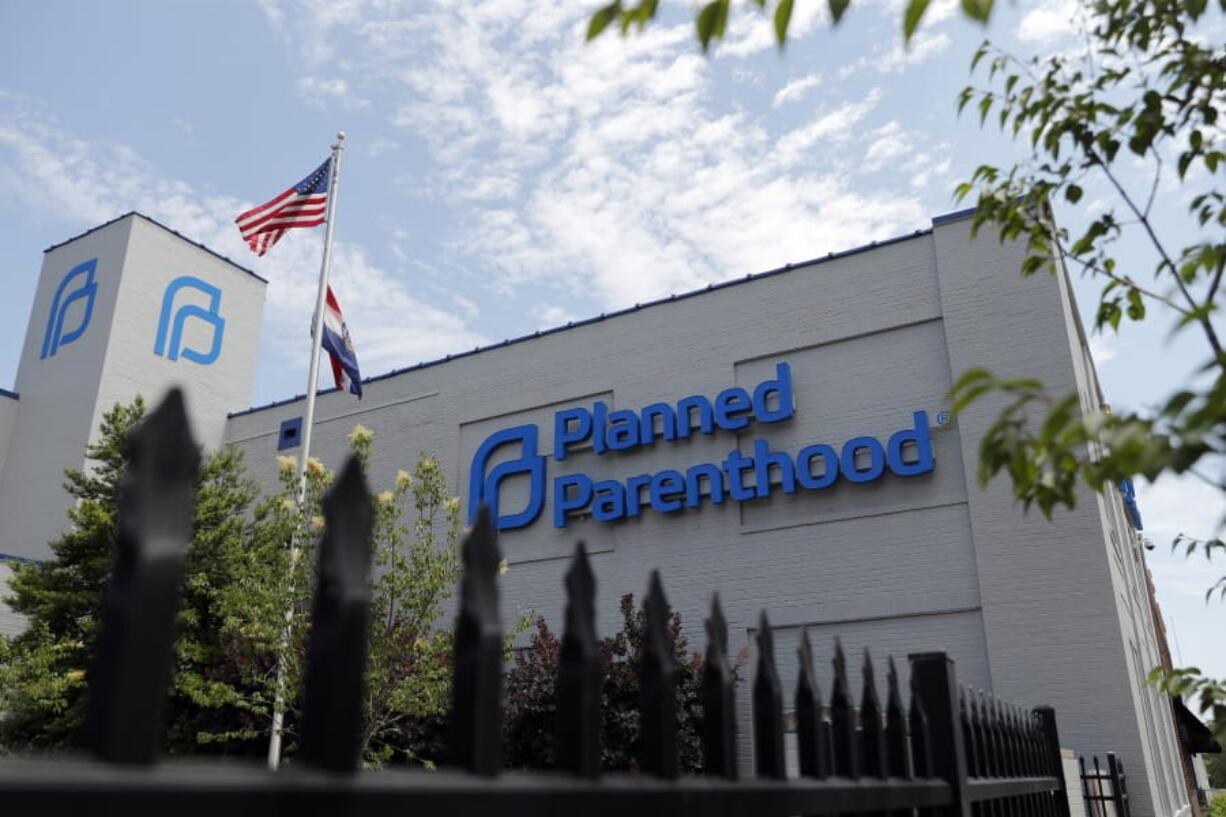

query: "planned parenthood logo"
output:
154 276 226 365
41 258 98 359
468 425 547 531
468 363 936 532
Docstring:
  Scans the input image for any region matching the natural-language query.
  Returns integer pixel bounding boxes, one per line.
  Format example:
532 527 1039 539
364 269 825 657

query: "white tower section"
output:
0 213 267 562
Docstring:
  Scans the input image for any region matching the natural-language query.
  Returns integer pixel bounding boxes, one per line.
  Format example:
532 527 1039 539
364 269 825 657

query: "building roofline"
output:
0 552 40 565
931 206 976 226
230 213 971 419
44 211 267 284
0 387 17 401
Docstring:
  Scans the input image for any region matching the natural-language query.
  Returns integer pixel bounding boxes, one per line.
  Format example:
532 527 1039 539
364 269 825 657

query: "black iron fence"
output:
0 390 1075 816
1080 753 1131 817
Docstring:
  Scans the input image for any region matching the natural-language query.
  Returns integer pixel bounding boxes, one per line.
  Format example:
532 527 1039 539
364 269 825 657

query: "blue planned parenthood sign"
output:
469 363 935 531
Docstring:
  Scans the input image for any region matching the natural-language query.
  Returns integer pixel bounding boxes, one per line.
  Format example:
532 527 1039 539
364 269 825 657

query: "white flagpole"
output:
266 131 345 770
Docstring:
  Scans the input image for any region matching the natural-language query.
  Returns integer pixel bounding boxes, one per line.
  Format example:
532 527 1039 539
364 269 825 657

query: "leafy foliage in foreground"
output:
586 0 1002 54
949 0 1225 732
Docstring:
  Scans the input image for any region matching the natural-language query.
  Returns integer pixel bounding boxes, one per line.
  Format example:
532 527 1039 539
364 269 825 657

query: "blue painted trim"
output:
230 225 938 418
0 388 17 401
45 212 267 284
931 207 977 226
0 553 40 565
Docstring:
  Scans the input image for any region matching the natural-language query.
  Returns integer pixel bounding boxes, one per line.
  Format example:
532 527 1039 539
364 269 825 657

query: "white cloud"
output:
257 1 931 309
772 72 822 108
1017 0 1080 44
298 76 368 109
863 121 909 170
532 304 577 327
1088 332 1119 366
838 29 951 78
0 95 484 378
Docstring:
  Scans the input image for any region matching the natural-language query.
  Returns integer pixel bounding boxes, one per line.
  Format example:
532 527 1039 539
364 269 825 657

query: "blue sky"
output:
1 1 1222 681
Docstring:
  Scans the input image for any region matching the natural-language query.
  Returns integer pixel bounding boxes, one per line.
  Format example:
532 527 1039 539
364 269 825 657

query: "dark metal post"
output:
640 570 677 779
831 638 860 779
1106 753 1128 817
796 628 827 779
557 542 601 778
909 652 971 817
84 388 200 765
860 650 887 781
298 456 374 773
753 611 786 780
450 505 503 775
702 594 737 779
1035 706 1071 817
885 657 912 782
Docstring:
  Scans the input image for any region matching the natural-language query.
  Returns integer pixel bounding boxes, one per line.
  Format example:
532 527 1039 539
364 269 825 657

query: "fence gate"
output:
1081 753 1131 817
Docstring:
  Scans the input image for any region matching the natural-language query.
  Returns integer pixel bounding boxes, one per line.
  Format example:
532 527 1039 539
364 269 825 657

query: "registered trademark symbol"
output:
936 411 951 426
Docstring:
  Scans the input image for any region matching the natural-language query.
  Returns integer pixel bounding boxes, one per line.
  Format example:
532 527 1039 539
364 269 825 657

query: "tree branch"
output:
1087 147 1225 361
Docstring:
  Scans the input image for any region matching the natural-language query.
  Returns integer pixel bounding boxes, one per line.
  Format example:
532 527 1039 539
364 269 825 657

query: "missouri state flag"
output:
322 286 363 398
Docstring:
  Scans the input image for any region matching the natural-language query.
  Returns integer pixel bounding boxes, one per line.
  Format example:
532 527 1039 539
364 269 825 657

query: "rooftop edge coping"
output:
44 211 267 285
228 207 978 419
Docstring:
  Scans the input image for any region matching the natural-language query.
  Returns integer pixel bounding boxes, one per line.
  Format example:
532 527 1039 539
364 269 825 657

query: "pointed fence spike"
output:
885 656 911 781
640 570 677 779
557 541 601 778
753 611 786 780
977 690 992 779
450 504 504 775
795 628 826 779
702 593 737 779
831 637 859 778
908 667 932 781
860 649 887 779
85 389 200 765
961 685 979 779
299 455 375 773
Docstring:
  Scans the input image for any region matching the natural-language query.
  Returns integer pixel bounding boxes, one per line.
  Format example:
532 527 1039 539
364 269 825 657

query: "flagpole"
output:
266 131 345 771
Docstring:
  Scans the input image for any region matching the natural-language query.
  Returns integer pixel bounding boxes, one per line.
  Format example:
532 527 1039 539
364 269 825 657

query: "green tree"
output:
943 0 1224 739
0 399 144 750
588 0 1226 744
212 425 466 766
0 398 263 754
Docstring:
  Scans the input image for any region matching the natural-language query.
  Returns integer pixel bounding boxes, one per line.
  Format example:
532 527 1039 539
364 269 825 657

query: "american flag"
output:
235 158 331 256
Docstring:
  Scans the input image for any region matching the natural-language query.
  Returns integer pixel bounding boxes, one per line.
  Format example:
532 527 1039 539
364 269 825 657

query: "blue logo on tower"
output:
468 363 937 532
41 258 99 359
468 425 547 530
154 276 226 365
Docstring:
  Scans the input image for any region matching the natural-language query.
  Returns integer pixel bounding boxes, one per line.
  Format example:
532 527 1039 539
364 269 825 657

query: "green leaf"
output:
696 0 729 52
902 0 930 41
828 0 850 23
587 2 620 41
1126 288 1146 320
776 0 795 45
960 0 993 23
1065 184 1082 204
970 41 989 72
978 94 993 125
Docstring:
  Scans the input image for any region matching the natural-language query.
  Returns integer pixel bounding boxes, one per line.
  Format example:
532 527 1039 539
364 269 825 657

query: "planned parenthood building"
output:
0 210 1193 817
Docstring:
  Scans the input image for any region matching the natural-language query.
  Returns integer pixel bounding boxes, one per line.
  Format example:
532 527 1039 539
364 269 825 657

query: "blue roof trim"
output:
229 220 953 419
0 552 40 565
931 207 977 226
0 387 17 401
44 212 267 284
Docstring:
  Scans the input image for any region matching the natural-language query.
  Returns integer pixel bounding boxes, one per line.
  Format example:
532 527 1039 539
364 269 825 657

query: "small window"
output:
278 417 303 451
